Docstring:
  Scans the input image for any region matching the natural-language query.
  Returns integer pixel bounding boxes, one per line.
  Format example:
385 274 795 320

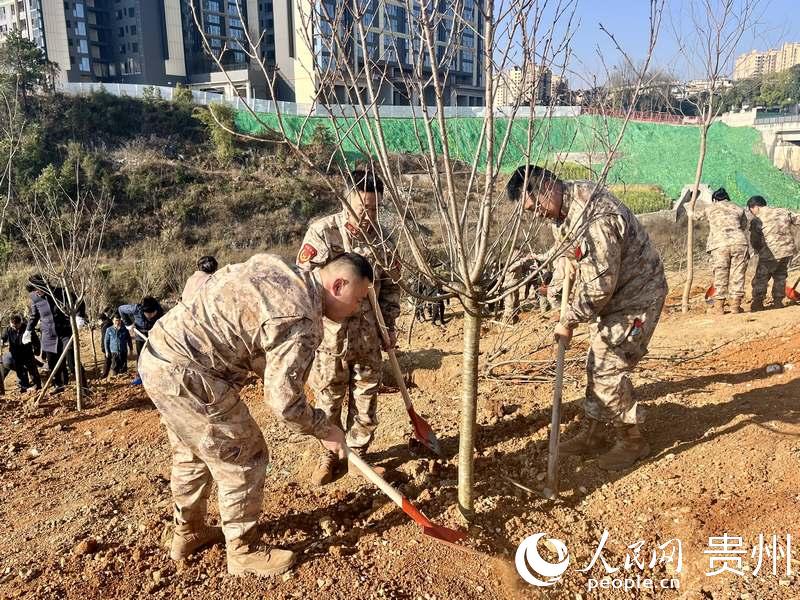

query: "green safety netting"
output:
235 111 800 209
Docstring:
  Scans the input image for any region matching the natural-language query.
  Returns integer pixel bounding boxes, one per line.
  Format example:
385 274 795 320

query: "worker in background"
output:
703 187 749 315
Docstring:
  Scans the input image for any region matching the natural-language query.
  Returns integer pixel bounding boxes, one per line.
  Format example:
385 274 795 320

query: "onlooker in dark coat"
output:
118 296 165 355
2 315 42 392
26 274 87 393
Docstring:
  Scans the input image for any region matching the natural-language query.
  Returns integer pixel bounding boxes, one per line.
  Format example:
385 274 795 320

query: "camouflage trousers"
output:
140 348 268 545
584 294 665 425
752 256 791 305
309 315 382 449
711 245 749 300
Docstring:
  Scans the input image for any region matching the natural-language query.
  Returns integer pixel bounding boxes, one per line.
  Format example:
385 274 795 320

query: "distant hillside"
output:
236 112 800 209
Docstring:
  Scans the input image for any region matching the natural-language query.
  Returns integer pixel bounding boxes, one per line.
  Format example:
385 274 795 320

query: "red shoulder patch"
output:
345 222 359 235
574 245 583 260
298 243 318 263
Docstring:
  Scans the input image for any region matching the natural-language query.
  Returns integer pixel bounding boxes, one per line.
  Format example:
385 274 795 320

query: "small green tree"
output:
194 103 236 165
172 83 194 109
0 29 59 112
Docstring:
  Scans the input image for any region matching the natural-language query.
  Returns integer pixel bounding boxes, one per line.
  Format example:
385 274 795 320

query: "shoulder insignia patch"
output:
298 243 318 263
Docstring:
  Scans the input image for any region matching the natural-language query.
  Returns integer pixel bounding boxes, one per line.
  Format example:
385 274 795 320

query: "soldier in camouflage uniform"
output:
508 166 668 471
140 253 372 577
747 195 800 310
703 188 749 314
297 170 402 486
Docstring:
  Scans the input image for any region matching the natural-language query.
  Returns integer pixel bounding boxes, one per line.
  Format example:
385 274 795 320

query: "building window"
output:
205 0 220 11
118 26 123 36
232 50 244 63
119 44 125 53
129 24 136 34
206 24 220 35
206 13 220 23
79 39 88 53
74 2 83 17
79 56 90 71
286 0 294 57
131 42 138 52
116 9 122 18
77 21 85 35
229 17 242 28
386 5 405 34
210 37 221 48
230 27 244 40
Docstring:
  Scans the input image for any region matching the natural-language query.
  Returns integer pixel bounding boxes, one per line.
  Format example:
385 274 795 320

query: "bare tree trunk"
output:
70 316 84 411
457 297 481 517
681 124 709 313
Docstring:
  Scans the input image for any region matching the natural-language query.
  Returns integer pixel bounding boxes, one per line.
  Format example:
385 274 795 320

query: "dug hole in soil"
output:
1 270 799 599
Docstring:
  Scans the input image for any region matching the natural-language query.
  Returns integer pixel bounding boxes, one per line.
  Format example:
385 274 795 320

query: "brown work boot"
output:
347 447 386 477
310 450 339 487
227 541 296 577
713 299 725 315
169 522 225 561
750 300 765 312
598 424 650 471
558 418 608 456
730 299 744 314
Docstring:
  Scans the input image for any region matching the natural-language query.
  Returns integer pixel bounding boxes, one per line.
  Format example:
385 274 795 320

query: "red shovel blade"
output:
401 497 467 544
407 405 442 456
787 284 800 302
705 284 716 301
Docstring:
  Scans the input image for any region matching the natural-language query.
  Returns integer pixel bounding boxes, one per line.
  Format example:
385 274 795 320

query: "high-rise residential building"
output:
0 0 485 105
734 42 800 80
0 0 32 37
495 65 554 106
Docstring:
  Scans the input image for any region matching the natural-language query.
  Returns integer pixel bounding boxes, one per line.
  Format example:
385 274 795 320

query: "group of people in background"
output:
0 255 219 394
705 188 799 314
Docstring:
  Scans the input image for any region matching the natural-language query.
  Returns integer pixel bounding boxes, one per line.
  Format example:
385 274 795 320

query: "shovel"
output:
543 265 575 500
337 220 442 456
345 446 466 544
368 287 442 456
785 273 800 302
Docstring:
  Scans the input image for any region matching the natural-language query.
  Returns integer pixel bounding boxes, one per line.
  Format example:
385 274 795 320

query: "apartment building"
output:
734 42 800 80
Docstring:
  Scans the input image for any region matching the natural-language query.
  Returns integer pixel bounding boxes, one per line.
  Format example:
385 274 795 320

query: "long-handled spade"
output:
785 273 800 302
368 287 442 456
336 220 442 456
345 446 465 544
543 267 575 500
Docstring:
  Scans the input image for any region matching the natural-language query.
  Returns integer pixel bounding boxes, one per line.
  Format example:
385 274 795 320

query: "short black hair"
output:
141 296 160 312
346 169 384 196
326 252 374 283
197 255 218 274
506 165 561 202
747 195 767 209
712 187 730 202
26 274 47 293
10 314 22 324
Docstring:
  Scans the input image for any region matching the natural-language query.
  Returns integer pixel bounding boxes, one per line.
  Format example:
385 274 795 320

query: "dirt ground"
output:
1 272 799 600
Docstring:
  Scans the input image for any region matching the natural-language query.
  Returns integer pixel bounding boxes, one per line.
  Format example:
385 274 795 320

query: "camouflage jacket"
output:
749 206 799 260
181 270 212 303
147 254 329 437
297 210 402 330
703 200 748 252
554 181 667 340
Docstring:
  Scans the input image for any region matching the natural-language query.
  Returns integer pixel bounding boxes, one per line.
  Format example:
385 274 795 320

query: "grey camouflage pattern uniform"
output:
140 254 330 547
703 201 749 301
555 181 668 425
297 210 401 448
750 206 800 304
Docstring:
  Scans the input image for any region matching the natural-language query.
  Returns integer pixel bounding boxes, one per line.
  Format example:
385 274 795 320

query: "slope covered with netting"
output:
235 111 800 209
